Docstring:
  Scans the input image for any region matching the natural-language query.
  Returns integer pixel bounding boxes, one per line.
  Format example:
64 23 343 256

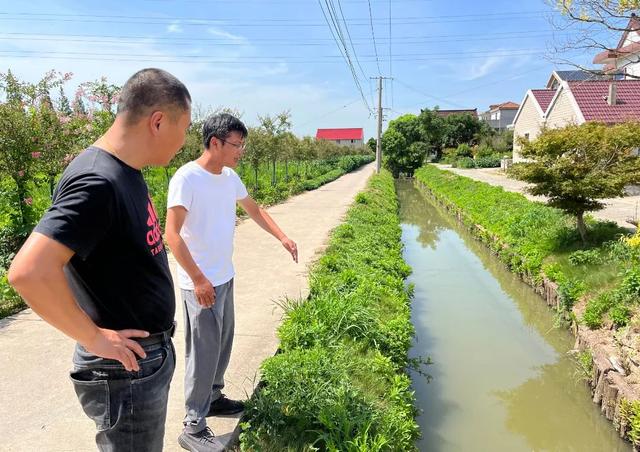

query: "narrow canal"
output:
396 179 630 452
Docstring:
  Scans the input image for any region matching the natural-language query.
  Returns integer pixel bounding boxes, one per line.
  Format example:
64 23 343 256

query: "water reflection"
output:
396 179 630 452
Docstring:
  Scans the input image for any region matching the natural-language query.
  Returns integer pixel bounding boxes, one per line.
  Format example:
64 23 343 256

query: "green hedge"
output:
240 171 419 451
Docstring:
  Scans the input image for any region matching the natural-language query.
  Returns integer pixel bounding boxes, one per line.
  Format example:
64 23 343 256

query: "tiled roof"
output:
554 70 601 81
316 128 363 140
593 41 640 64
434 109 478 117
568 80 640 123
530 89 555 112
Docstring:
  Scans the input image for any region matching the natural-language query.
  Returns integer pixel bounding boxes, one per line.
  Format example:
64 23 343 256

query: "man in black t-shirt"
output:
9 68 192 451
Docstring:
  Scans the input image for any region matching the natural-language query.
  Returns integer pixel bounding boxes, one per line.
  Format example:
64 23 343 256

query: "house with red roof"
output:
315 128 364 148
593 13 640 79
512 14 640 162
512 79 640 161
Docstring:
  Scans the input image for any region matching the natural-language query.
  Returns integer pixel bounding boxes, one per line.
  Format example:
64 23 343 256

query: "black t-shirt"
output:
34 146 175 333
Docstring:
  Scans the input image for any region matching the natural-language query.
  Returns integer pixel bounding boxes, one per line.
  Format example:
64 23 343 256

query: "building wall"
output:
513 96 545 161
330 139 363 147
498 109 518 129
545 88 580 129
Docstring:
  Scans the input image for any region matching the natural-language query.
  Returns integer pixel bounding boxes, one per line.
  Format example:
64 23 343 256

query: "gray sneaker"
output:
178 427 225 452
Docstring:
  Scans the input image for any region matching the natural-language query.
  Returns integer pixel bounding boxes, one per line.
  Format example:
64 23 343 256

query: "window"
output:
351 139 355 143
524 133 530 141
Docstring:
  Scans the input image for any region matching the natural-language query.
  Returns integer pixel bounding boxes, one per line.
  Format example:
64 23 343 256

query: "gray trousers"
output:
181 278 235 433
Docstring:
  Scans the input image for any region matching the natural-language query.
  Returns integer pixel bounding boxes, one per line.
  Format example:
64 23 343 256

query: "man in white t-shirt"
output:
165 113 298 451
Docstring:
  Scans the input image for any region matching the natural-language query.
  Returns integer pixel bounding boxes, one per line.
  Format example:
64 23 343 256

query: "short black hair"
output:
117 68 191 124
202 113 248 149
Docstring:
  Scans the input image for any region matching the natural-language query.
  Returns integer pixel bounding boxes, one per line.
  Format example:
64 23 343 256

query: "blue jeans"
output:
70 339 176 451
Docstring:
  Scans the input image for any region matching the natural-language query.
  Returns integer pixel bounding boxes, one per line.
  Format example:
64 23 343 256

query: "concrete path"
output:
435 164 640 231
0 163 375 452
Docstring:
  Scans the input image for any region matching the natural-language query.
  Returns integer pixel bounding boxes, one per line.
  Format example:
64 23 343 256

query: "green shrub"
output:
620 267 640 297
568 249 602 266
475 155 502 168
610 303 632 328
453 157 475 169
620 399 640 446
0 271 24 318
474 144 495 158
557 279 586 311
583 292 614 328
454 143 472 158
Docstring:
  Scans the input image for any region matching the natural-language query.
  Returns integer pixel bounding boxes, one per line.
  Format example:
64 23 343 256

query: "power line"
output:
317 0 371 111
0 31 567 46
0 11 551 27
0 49 549 60
388 0 394 109
394 79 471 109
335 0 368 80
366 0 382 75
297 98 363 127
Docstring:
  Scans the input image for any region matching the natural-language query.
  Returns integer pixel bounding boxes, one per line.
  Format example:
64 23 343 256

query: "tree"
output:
441 113 485 149
418 108 445 160
366 137 377 154
381 128 408 178
258 111 291 186
509 121 640 242
549 1 640 77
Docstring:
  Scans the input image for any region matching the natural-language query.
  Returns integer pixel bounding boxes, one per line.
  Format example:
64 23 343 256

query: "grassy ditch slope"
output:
415 164 640 447
240 171 419 451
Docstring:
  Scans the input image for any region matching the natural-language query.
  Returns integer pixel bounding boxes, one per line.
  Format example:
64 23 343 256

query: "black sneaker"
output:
207 394 245 416
178 427 225 452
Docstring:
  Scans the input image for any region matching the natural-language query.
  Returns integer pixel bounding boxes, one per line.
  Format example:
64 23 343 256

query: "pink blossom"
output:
17 170 24 177
63 72 73 82
24 197 33 206
59 115 71 124
31 152 42 159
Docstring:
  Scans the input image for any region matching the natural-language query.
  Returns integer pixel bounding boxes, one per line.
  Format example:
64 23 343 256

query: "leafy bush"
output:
475 155 502 168
474 144 495 158
452 157 475 169
568 249 602 266
583 292 614 328
454 143 472 158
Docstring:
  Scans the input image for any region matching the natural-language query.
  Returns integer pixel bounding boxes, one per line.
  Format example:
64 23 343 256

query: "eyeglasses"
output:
216 136 246 151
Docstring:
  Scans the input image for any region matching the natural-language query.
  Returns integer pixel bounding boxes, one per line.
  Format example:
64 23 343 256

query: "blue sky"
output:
0 0 618 139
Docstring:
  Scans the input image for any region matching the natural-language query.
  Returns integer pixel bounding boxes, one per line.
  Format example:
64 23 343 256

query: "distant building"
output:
315 128 364 147
479 101 519 131
433 109 478 118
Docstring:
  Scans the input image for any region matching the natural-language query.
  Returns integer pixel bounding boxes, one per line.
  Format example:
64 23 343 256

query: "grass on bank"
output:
414 164 639 331
240 171 419 452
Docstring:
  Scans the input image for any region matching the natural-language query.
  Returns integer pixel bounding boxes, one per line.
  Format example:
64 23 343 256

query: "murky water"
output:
396 179 630 452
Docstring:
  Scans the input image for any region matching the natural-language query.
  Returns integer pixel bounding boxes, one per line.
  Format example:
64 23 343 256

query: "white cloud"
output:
207 27 248 44
462 55 507 81
167 22 183 34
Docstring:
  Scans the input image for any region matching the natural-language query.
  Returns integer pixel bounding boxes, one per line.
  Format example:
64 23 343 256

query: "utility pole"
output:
371 76 392 174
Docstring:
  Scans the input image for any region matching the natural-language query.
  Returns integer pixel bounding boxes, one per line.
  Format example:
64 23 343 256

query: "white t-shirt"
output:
167 162 248 289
